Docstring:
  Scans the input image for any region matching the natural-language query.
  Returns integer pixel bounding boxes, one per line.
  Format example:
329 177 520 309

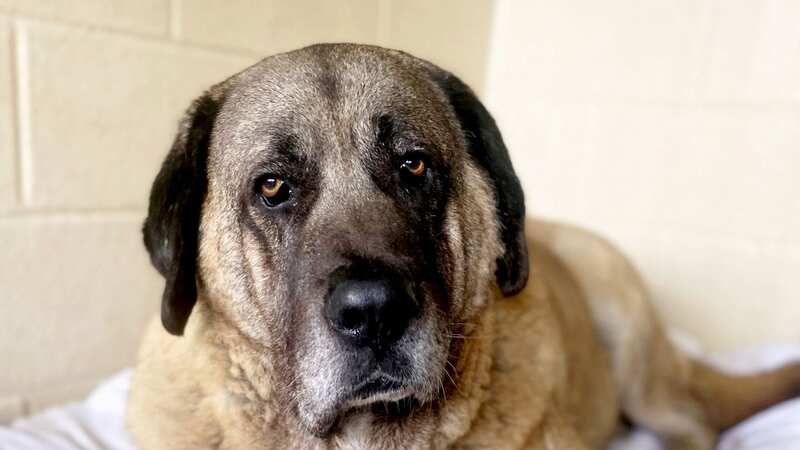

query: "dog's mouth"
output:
344 372 413 408
296 322 447 437
338 372 420 428
301 372 419 437
344 372 423 420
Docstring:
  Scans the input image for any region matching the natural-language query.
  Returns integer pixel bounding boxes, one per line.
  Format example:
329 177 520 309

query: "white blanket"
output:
0 370 135 450
2 343 799 450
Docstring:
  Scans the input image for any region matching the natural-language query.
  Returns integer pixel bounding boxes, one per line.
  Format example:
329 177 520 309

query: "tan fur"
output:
129 44 800 450
129 217 800 449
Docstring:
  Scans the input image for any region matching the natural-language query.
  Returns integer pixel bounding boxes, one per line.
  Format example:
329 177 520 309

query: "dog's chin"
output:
296 402 341 439
297 376 424 438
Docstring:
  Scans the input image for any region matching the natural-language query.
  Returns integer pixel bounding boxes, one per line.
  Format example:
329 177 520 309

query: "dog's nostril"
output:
324 276 419 350
339 307 366 333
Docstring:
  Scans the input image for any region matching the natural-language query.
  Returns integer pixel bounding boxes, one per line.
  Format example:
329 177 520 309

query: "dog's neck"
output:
194 292 498 450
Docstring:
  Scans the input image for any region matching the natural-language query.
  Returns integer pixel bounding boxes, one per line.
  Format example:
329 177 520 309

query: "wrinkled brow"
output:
244 133 313 180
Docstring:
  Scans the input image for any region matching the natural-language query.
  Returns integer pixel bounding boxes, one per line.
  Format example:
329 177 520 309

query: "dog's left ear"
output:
142 92 222 336
428 69 529 296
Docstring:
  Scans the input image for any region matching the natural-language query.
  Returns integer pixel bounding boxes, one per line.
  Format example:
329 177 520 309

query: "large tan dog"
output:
128 44 800 450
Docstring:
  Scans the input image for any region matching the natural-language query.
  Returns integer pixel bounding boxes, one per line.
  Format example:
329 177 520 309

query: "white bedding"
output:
0 370 135 450
2 342 799 450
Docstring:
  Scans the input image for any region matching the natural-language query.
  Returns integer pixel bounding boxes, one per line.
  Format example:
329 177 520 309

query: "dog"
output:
128 44 800 450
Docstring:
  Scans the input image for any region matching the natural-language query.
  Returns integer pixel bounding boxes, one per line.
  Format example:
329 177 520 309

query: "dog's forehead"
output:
210 44 457 165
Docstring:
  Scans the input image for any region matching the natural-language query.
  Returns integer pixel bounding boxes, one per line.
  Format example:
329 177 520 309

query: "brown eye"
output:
259 176 291 207
401 158 426 177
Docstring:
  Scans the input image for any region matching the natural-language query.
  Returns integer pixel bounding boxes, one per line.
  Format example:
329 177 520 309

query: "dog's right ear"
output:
143 92 221 336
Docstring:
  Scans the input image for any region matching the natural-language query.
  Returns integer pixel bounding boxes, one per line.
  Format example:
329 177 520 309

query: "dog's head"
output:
143 44 527 436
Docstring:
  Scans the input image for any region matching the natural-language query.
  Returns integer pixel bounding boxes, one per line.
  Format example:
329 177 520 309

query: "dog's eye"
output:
400 158 426 177
259 176 291 207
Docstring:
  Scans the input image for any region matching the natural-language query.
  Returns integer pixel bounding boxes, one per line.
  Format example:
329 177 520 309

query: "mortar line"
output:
11 18 32 207
2 13 260 61
376 0 392 47
0 208 145 222
6 15 19 206
168 0 181 40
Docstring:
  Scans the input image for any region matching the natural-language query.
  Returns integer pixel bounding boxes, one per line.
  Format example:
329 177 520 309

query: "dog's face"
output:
143 45 527 436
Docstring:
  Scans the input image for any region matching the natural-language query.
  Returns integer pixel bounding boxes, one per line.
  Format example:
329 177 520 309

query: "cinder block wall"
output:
0 0 494 420
487 0 800 352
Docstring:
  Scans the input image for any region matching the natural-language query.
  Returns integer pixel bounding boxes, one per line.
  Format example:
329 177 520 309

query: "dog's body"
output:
128 44 800 450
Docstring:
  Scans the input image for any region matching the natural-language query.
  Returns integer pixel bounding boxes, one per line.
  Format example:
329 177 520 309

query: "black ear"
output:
429 70 529 296
143 93 221 335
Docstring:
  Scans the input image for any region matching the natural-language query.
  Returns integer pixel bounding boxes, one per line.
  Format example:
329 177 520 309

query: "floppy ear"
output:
429 70 529 296
143 92 221 335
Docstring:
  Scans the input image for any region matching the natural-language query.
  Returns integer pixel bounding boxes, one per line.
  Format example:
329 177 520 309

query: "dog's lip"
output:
302 373 416 438
344 372 411 407
352 372 405 398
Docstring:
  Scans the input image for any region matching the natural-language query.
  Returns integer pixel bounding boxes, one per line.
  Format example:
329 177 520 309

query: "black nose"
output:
325 271 419 351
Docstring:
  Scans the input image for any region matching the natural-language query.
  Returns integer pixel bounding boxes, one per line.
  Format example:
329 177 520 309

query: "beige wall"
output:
0 0 494 420
486 0 800 351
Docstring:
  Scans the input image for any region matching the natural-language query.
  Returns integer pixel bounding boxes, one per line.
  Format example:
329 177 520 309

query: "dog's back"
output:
525 218 800 449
